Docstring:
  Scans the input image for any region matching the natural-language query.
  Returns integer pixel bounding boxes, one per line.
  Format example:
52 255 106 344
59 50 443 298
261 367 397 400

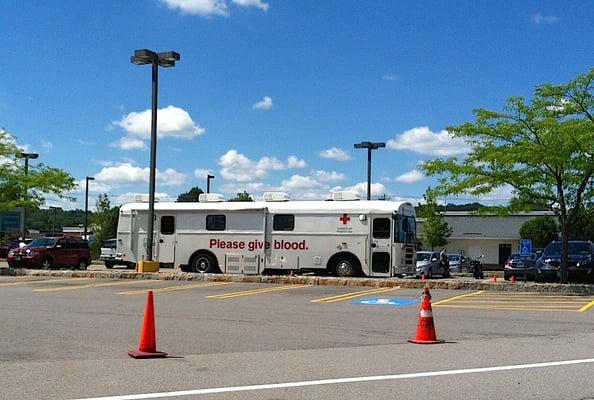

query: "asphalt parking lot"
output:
1 273 593 400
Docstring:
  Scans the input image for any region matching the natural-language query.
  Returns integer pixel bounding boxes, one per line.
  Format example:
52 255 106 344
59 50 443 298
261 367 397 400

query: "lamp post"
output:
84 177 94 242
19 152 39 237
207 174 215 194
131 49 180 262
49 206 61 236
353 141 385 200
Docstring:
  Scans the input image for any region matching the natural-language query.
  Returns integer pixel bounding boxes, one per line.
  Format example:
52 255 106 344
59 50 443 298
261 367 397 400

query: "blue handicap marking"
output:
351 297 419 307
520 239 532 257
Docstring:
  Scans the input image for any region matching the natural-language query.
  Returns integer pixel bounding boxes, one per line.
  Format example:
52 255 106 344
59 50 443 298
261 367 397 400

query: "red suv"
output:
7 237 91 270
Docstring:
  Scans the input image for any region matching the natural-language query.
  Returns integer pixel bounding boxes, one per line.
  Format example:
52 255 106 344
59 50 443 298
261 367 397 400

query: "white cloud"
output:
531 13 560 24
232 0 269 11
113 192 175 205
111 137 148 151
382 75 398 81
341 182 388 198
312 170 346 183
319 147 352 161
287 156 307 169
194 168 215 179
253 96 273 110
113 105 205 140
41 140 53 150
77 139 96 146
94 163 187 187
387 126 471 156
218 150 285 182
160 0 228 17
279 175 324 191
394 169 424 184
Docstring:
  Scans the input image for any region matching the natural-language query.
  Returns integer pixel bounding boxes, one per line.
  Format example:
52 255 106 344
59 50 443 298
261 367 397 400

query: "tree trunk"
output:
559 217 569 283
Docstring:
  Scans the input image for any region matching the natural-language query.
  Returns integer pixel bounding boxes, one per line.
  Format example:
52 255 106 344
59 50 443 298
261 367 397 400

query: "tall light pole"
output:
19 152 39 237
131 49 180 262
207 174 215 194
353 141 385 200
84 177 94 241
49 206 61 236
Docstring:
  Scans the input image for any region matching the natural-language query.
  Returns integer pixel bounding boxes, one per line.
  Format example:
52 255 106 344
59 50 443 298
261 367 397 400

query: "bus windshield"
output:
394 215 416 244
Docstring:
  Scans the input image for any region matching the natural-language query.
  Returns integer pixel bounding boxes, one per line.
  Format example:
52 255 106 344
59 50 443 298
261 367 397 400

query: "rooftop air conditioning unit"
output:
332 191 361 201
134 194 159 202
263 192 291 202
199 193 225 203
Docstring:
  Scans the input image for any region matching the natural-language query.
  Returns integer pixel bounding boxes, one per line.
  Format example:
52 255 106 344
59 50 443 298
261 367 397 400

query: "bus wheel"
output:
331 254 360 278
192 253 218 273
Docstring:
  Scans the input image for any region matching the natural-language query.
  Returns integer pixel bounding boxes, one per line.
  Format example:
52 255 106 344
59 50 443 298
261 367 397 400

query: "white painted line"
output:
72 357 594 400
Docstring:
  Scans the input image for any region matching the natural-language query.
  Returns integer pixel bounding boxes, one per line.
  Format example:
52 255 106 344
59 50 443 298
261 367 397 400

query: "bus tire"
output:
329 253 361 278
191 251 219 274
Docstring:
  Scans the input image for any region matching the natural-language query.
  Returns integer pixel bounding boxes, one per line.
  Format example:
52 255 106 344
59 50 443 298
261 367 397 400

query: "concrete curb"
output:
2 267 593 294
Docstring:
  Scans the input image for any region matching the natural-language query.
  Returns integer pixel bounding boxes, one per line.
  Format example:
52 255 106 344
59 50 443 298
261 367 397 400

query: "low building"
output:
417 211 554 268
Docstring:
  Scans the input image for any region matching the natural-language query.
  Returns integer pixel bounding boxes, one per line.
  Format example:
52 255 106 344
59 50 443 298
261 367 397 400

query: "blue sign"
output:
520 239 532 257
351 298 419 307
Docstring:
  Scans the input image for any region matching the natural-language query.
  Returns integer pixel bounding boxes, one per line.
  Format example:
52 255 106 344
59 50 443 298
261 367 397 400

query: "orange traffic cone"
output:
510 275 516 284
491 275 497 283
128 291 167 359
408 287 445 344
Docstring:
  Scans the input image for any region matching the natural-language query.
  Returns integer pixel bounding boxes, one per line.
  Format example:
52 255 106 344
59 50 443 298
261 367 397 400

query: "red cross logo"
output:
339 214 350 225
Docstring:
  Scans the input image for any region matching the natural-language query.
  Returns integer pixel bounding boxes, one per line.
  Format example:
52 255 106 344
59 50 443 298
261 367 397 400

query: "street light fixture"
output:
49 206 61 236
353 141 385 200
18 152 39 237
131 49 180 263
84 177 94 242
207 174 215 194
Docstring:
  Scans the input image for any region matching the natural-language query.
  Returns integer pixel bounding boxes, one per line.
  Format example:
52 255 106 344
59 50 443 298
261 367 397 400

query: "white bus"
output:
116 191 417 277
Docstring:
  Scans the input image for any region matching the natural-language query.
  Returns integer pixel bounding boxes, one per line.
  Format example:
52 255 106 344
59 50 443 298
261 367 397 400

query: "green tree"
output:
176 187 203 202
422 69 594 282
418 192 452 250
229 190 253 202
519 216 558 248
91 194 119 257
0 129 75 211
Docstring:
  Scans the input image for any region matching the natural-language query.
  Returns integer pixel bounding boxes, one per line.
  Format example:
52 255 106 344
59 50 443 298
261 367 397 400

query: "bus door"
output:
370 216 392 277
156 215 176 265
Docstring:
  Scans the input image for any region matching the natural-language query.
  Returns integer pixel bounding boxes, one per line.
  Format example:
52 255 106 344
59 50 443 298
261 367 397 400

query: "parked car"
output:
100 238 129 269
7 236 90 270
0 238 32 258
503 253 537 281
415 251 445 278
535 240 594 283
447 253 467 273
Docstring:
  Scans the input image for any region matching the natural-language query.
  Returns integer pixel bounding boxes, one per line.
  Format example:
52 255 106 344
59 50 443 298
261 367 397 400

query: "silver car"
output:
447 253 466 273
415 251 444 278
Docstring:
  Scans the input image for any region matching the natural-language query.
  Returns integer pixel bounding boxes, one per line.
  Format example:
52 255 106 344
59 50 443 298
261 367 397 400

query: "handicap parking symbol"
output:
352 298 419 307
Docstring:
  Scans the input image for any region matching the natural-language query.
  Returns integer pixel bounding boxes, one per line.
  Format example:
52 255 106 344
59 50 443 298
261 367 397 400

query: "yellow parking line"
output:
432 290 484 306
0 278 91 287
435 304 582 312
466 294 594 299
311 286 400 303
455 300 589 304
579 299 594 312
207 284 310 299
116 281 233 296
34 279 161 292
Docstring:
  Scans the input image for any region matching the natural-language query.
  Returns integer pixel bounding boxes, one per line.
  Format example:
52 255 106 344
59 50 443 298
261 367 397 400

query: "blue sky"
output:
1 1 593 210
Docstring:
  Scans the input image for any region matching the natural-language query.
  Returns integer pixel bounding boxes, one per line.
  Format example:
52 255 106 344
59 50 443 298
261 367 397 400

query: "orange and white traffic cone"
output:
408 287 445 344
128 291 168 359
510 275 516 284
492 275 497 283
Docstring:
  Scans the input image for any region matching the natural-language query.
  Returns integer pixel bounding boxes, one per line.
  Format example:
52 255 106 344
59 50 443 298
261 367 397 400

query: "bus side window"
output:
372 218 390 239
161 216 175 234
206 215 226 231
273 214 294 231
